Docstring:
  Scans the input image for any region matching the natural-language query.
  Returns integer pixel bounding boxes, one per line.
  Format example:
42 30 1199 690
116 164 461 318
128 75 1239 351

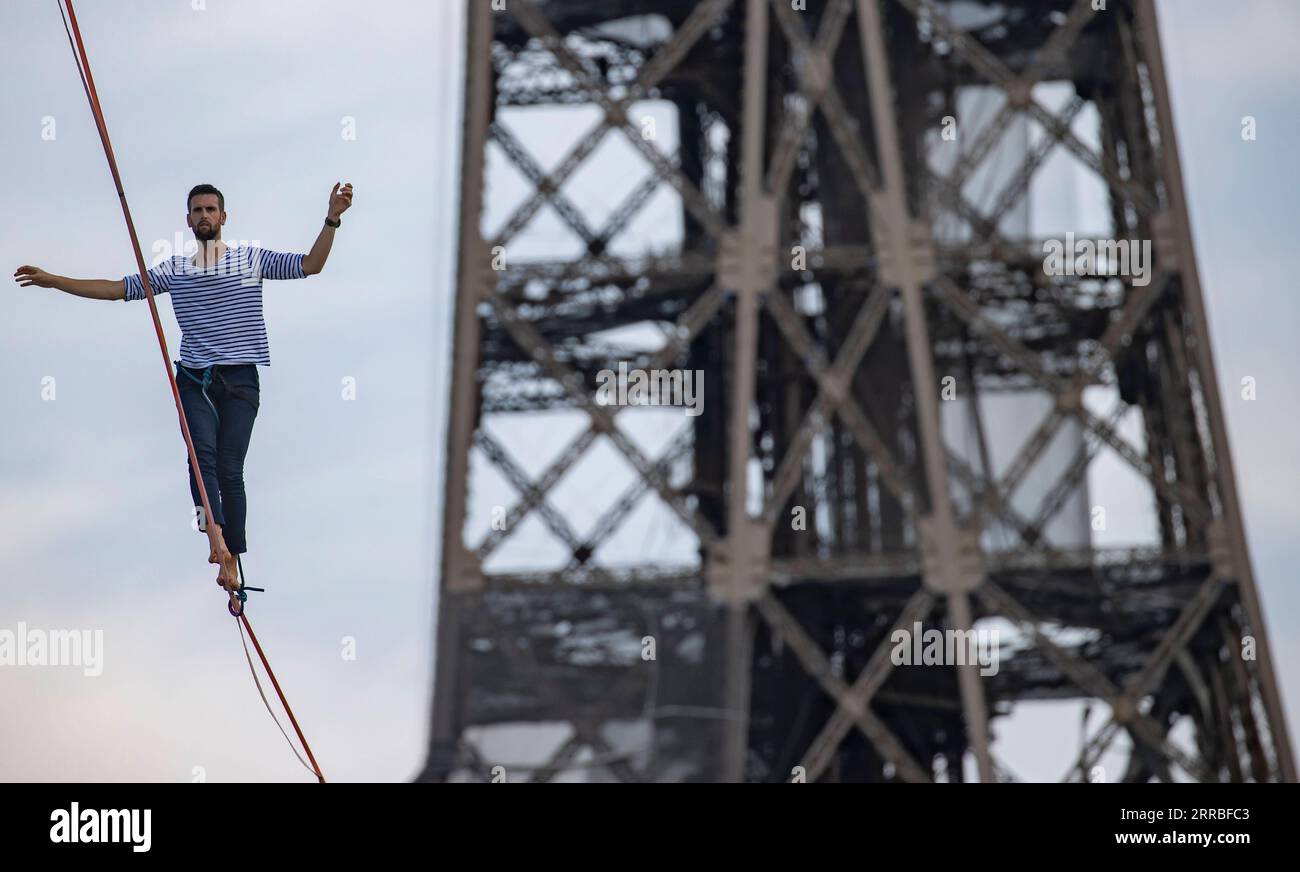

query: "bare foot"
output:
224 552 241 591
222 553 244 616
212 547 235 588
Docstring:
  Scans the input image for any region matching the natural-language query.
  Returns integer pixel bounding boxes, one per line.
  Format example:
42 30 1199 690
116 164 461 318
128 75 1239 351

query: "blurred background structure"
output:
419 0 1293 783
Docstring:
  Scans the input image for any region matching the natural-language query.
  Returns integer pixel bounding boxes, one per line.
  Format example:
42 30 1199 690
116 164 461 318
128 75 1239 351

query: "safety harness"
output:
176 362 261 415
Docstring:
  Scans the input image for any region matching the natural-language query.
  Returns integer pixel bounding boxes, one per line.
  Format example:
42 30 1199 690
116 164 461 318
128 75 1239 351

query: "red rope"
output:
239 615 326 782
59 0 325 784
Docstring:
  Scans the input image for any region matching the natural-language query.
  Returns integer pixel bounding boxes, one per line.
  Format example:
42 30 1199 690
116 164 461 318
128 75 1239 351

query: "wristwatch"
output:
324 216 341 228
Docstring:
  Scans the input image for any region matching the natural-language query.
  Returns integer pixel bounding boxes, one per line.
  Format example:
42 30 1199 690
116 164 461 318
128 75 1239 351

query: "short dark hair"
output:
187 184 224 212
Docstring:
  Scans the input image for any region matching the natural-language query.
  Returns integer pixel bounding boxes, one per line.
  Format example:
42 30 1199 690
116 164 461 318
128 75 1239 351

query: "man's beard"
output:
194 222 218 242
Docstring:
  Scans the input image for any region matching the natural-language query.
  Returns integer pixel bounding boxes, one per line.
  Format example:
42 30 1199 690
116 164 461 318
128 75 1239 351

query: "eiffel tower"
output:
418 0 1293 782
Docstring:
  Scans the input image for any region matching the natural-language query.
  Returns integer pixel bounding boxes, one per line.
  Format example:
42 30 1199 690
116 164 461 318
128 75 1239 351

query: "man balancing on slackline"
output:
14 181 354 596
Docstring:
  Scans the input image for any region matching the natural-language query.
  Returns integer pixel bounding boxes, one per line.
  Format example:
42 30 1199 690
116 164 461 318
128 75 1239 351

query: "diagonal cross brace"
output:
798 590 936 781
494 0 737 246
508 0 732 239
979 579 1218 782
488 293 720 546
763 289 919 512
755 592 933 782
477 284 727 559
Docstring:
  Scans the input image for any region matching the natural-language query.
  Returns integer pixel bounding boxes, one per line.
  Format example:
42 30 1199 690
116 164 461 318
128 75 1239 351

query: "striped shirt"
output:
122 246 306 366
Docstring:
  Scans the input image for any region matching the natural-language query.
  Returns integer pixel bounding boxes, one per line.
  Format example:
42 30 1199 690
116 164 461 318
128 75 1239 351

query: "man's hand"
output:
304 184 353 275
14 265 56 288
327 182 354 221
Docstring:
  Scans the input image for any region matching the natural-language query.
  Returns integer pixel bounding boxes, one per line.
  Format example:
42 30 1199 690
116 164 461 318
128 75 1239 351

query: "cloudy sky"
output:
0 0 1297 782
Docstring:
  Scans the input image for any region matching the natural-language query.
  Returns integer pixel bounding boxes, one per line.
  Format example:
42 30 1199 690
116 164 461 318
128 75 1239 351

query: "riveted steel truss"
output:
419 0 1293 783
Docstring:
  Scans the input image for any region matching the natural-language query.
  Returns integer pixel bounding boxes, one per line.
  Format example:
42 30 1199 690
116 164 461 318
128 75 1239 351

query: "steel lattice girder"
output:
422 0 1294 783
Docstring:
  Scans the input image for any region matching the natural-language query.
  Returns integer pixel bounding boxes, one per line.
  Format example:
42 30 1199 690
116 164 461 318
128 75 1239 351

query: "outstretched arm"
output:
13 266 124 300
302 182 354 276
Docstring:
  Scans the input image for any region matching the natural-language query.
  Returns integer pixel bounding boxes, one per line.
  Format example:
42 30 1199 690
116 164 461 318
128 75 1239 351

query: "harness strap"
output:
177 363 260 414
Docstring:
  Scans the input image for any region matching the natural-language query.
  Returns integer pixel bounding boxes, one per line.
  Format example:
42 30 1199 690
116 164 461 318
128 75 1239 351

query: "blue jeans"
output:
175 362 260 554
